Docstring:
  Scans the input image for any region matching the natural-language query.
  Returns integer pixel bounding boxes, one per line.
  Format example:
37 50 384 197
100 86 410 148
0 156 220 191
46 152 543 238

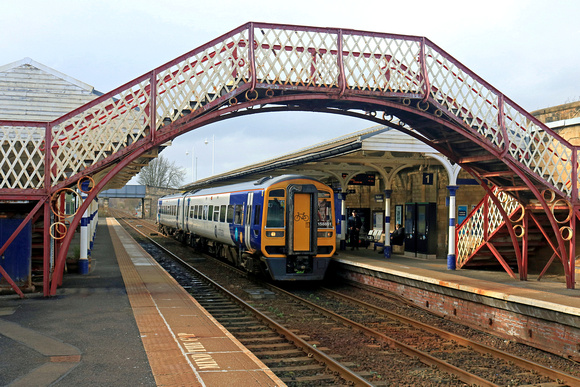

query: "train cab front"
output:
261 180 335 281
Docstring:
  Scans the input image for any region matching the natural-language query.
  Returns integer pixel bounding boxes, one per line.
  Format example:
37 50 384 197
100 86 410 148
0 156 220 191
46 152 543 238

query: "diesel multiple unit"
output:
157 175 335 280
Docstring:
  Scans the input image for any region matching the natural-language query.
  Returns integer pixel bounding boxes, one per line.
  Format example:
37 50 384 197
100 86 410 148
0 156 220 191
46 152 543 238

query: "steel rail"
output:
322 285 580 387
115 214 373 387
267 283 504 387
115 212 580 385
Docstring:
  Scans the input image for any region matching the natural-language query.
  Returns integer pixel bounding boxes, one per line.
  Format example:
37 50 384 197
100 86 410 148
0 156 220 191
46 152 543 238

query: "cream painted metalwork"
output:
50 79 152 185
456 189 520 267
0 124 45 189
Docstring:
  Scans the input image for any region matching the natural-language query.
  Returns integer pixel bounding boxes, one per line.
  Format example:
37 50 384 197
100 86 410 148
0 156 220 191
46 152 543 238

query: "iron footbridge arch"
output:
1 22 578 295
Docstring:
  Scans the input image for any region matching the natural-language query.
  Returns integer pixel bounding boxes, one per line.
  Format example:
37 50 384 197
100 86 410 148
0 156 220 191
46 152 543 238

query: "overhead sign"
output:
344 173 376 186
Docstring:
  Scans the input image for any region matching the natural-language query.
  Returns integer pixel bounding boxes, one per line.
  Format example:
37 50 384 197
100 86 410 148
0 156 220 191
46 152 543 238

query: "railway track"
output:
113 212 370 386
112 212 580 386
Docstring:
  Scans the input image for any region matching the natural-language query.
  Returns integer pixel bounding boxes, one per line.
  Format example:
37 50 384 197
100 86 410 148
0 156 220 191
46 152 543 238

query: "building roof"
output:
181 124 444 191
0 57 102 122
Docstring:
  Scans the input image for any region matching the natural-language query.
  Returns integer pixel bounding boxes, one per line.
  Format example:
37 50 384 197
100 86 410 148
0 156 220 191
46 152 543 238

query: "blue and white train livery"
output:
157 175 335 281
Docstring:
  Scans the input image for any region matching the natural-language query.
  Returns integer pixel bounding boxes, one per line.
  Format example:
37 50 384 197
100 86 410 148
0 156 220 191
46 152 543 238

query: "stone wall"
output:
344 167 486 259
531 101 580 123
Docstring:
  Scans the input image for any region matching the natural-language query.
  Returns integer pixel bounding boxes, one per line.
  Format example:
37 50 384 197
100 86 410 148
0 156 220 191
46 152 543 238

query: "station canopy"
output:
180 125 450 191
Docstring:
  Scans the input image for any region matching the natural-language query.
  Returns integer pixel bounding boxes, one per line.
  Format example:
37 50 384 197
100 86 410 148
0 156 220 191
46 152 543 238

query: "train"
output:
157 175 336 281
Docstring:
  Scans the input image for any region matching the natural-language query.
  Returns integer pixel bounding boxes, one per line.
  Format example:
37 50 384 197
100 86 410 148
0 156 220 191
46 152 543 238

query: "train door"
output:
249 192 262 249
185 198 190 232
244 193 253 250
287 184 317 255
176 198 180 229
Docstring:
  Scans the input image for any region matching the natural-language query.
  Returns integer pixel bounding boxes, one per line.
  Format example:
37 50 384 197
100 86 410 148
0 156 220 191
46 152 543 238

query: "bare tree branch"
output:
136 155 185 188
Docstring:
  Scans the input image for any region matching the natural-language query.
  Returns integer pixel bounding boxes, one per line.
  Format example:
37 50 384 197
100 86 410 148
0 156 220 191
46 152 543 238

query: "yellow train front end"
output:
260 177 335 281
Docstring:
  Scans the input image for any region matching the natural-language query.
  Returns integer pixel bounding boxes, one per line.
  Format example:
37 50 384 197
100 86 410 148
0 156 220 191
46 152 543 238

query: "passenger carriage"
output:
157 175 335 280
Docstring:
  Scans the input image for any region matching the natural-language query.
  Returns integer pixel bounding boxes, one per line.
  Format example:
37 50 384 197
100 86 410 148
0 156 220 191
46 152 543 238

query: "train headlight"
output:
268 231 284 237
317 231 333 238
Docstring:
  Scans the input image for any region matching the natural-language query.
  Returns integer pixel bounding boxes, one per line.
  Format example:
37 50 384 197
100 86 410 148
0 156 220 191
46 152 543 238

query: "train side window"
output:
220 205 226 222
234 205 243 224
246 204 252 225
203 205 208 220
213 206 220 222
227 205 234 223
208 205 213 221
253 205 261 225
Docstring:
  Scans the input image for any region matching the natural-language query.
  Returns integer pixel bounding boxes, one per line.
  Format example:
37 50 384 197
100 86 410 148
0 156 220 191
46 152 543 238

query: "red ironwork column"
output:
521 211 529 281
43 199 51 296
149 70 157 144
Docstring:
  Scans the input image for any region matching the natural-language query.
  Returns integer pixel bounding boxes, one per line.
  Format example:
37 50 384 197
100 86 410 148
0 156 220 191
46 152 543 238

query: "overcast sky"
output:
2 0 579 185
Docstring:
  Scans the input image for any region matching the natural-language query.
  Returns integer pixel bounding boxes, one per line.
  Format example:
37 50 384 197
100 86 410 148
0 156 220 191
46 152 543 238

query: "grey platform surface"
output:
0 224 155 387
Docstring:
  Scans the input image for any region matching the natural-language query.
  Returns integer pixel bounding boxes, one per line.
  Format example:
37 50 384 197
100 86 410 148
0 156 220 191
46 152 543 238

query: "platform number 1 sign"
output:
422 173 433 185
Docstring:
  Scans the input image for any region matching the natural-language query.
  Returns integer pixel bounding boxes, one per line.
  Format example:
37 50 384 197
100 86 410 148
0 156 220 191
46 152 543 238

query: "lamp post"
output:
204 135 215 175
185 146 196 181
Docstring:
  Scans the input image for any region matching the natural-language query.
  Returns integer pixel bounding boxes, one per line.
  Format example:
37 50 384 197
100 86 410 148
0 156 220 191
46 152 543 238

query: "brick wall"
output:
339 269 580 361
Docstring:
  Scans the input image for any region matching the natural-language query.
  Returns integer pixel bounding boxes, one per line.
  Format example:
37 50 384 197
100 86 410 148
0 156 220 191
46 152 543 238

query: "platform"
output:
0 218 283 387
330 247 580 360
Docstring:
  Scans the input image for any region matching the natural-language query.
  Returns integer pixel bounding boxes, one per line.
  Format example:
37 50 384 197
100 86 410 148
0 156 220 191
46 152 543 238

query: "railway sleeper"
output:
279 374 339 384
206 311 246 318
239 336 287 344
205 306 245 312
220 320 257 327
261 357 317 365
271 364 326 373
256 349 304 357
244 343 295 350
229 329 275 335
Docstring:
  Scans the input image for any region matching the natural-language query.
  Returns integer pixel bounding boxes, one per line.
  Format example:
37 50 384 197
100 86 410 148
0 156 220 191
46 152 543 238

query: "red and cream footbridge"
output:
1 22 578 296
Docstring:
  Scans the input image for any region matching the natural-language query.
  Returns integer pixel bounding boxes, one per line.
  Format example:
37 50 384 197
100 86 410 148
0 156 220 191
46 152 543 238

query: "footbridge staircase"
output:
0 22 578 296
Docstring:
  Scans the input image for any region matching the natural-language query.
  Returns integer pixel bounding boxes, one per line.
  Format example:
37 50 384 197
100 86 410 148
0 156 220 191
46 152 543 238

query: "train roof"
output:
159 175 322 200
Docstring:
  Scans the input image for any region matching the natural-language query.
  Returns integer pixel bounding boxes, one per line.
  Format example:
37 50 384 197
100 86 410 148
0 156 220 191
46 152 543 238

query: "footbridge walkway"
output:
1 22 578 296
